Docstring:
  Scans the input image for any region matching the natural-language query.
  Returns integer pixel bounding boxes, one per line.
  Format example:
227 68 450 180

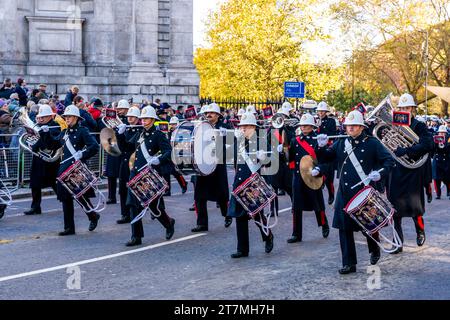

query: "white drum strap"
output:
344 139 369 186
139 135 153 164
239 140 261 174
64 133 77 156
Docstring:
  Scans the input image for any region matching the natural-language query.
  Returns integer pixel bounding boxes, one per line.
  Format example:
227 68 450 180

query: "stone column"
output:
168 0 195 69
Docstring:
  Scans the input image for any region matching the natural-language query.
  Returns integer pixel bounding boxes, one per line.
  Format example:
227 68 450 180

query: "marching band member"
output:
266 102 295 215
160 116 187 196
115 106 142 224
40 105 100 236
316 101 337 205
432 125 450 200
228 112 274 258
24 105 61 215
287 114 330 243
417 116 434 204
104 99 130 204
191 103 232 232
125 106 175 246
387 94 433 253
316 110 394 274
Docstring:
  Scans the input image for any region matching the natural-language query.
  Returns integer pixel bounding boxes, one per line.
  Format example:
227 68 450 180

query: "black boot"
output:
265 234 274 253
191 225 208 232
370 249 381 265
287 235 301 243
58 229 75 236
322 223 330 238
0 204 6 219
224 217 233 228
88 213 100 231
389 246 403 254
166 218 175 240
116 216 131 224
338 265 356 274
126 237 142 247
328 194 335 205
427 193 432 203
231 251 249 258
417 230 426 247
24 208 42 215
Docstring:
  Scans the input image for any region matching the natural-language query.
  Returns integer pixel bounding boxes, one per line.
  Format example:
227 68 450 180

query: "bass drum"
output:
170 121 217 176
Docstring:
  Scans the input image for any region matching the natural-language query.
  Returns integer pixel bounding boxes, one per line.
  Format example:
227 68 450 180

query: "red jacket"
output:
88 106 102 120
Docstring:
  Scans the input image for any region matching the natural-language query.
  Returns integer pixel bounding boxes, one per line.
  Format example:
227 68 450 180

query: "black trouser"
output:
108 177 117 201
292 209 328 239
162 171 187 193
195 199 228 227
62 196 96 232
434 180 450 197
118 178 129 218
393 215 425 243
31 184 57 211
236 214 272 254
130 198 172 239
339 229 380 267
325 174 335 199
425 183 432 198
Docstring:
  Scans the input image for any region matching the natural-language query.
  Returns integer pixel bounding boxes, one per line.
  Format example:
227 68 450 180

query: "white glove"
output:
219 127 227 137
117 124 127 135
41 125 49 133
316 134 329 148
73 150 83 161
368 170 381 182
256 150 266 161
277 144 284 153
311 167 320 177
149 157 160 166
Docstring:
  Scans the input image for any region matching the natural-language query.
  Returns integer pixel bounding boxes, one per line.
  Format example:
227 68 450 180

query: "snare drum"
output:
232 173 276 218
57 160 98 199
344 186 395 234
171 121 217 176
127 166 168 208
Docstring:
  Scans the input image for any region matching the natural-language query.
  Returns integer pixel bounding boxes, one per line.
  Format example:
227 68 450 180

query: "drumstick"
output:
313 135 349 140
351 168 384 190
60 148 87 165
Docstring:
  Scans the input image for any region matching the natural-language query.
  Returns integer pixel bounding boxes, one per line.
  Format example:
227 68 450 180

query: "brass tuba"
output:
366 94 428 169
101 108 123 129
271 114 300 129
18 108 63 163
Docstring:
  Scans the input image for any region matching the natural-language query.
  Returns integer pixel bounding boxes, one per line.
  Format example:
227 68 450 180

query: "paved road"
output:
1 171 450 300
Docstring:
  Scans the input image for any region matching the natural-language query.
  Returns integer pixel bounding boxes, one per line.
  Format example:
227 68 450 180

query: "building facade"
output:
0 0 199 104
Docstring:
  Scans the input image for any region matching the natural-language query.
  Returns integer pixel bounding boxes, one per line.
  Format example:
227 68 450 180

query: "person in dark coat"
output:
115 106 142 224
316 110 395 274
0 78 15 100
432 125 450 199
125 106 175 246
14 78 28 106
316 101 337 205
386 94 434 253
265 102 295 216
103 100 130 204
191 103 232 232
24 105 61 215
228 112 274 258
72 96 97 132
287 114 330 243
39 105 100 235
64 86 79 107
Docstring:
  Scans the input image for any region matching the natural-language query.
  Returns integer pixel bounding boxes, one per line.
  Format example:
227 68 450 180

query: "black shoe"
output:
216 203 220 208
24 208 41 215
436 195 441 200
163 191 171 197
189 203 195 211
191 225 208 232
417 231 426 247
181 186 188 194
287 235 301 243
0 204 6 219
224 217 232 228
166 219 175 240
339 265 356 274
370 251 381 265
126 237 142 247
427 193 432 203
106 199 117 205
88 213 100 231
328 194 335 205
231 251 249 258
116 216 131 224
322 224 330 238
277 190 286 196
58 229 75 236
265 234 274 253
389 246 403 254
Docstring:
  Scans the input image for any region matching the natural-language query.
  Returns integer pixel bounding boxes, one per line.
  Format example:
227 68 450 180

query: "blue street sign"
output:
284 82 305 98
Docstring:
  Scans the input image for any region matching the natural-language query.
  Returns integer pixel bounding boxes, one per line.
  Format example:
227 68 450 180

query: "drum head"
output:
192 121 217 175
346 187 372 213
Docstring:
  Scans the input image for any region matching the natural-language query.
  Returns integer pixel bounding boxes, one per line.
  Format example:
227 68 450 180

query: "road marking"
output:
0 233 207 283
278 207 291 213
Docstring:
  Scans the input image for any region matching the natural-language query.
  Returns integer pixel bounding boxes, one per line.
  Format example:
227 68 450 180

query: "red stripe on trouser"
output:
417 216 425 231
328 181 335 194
434 180 440 194
177 175 187 188
320 211 326 226
194 202 198 218
426 183 432 195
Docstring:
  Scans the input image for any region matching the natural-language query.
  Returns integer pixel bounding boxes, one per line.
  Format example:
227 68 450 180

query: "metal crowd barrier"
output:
0 133 107 188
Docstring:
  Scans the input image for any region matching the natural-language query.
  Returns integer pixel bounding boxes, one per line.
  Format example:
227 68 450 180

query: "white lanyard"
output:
64 132 77 156
344 139 368 186
139 134 153 163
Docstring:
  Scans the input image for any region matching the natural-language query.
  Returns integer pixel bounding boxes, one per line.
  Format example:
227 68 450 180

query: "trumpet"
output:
270 114 300 129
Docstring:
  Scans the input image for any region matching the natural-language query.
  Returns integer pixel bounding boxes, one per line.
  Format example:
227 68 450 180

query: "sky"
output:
193 0 224 49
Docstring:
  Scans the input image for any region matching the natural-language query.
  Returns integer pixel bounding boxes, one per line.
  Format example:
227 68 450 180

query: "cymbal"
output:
100 128 122 157
300 155 323 190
